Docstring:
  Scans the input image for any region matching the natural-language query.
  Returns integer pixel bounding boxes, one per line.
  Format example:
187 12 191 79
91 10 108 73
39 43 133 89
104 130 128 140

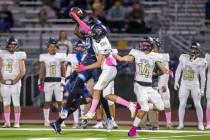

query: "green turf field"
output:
0 125 210 140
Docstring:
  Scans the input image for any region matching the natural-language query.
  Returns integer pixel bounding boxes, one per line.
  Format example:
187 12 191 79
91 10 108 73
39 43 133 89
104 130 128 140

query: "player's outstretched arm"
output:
113 54 134 62
74 24 85 39
13 60 26 84
76 54 104 72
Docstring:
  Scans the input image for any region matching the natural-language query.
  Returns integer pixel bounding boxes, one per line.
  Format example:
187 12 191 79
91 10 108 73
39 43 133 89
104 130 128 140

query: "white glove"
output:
174 82 179 90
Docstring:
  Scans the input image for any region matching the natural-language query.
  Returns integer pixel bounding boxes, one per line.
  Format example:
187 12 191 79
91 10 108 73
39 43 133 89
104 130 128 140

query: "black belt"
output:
44 77 61 82
135 80 152 87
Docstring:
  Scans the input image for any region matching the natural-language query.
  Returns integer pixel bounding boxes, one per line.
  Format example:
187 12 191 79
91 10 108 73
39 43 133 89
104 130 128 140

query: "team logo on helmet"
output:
6 36 19 50
140 36 154 51
190 41 200 58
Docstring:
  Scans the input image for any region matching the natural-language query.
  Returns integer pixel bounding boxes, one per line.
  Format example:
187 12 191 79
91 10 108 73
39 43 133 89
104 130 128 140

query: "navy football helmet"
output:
140 36 154 52
91 24 107 40
47 37 58 48
190 41 200 58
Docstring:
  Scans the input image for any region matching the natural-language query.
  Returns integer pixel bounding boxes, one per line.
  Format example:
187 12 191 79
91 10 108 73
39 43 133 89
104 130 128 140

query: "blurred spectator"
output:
91 0 107 26
0 4 14 32
38 0 56 27
127 2 150 33
107 0 126 33
57 30 73 55
205 0 210 20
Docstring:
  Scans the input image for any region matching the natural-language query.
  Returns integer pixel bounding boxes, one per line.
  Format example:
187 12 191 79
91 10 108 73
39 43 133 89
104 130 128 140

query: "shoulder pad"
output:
179 54 189 62
161 53 170 62
196 57 207 66
205 53 210 61
16 51 27 60
112 49 118 54
39 54 47 62
56 53 66 61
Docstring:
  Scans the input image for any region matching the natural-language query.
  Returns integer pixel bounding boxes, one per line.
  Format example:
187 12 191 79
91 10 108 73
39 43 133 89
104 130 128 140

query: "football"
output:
70 7 86 19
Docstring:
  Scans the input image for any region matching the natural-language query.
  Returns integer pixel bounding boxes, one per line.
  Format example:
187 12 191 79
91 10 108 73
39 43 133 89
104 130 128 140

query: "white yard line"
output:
0 128 209 134
121 134 210 140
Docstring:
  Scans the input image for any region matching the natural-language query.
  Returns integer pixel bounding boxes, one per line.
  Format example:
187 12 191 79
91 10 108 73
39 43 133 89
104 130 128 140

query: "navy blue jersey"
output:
81 37 97 65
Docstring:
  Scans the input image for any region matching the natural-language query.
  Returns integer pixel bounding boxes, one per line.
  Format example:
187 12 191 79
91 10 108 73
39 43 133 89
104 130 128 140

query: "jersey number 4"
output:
138 63 150 78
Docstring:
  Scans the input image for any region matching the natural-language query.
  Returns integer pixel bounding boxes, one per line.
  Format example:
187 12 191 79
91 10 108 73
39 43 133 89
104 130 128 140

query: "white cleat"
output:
80 111 95 120
93 122 104 129
72 124 80 129
13 123 20 128
61 122 66 127
44 121 50 127
176 124 184 130
166 123 173 128
198 124 205 131
205 123 210 129
128 102 136 118
2 123 11 128
112 120 118 129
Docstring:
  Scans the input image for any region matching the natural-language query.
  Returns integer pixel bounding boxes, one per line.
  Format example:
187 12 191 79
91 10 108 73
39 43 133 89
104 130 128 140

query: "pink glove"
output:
76 64 88 72
106 56 117 66
70 12 91 33
38 84 44 93
168 69 174 78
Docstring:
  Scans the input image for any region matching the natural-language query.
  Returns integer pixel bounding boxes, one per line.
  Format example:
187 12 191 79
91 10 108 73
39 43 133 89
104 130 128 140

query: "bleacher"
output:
0 0 209 107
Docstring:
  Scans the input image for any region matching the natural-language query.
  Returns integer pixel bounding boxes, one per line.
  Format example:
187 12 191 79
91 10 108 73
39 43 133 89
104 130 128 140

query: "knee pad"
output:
140 103 149 112
156 103 164 111
163 100 171 109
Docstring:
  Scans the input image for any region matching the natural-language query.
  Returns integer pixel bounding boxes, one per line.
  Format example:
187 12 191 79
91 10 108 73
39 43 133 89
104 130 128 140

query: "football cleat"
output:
198 123 204 131
13 123 20 128
80 111 95 120
2 123 11 128
93 121 104 129
128 126 137 137
80 119 89 129
176 124 184 130
205 123 210 129
50 122 62 134
104 119 114 131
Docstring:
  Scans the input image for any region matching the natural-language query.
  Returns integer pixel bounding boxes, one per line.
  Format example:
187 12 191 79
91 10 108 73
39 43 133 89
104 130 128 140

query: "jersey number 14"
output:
138 63 150 78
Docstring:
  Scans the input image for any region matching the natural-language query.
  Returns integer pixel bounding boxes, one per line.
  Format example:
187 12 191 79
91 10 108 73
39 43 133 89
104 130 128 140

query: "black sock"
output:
65 78 84 109
75 98 88 107
100 96 112 120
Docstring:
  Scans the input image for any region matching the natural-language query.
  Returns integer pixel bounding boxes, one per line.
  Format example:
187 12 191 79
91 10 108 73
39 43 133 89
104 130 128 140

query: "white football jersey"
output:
92 37 116 70
177 54 206 87
158 53 170 86
66 53 86 74
39 53 66 77
0 50 26 80
129 49 163 83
